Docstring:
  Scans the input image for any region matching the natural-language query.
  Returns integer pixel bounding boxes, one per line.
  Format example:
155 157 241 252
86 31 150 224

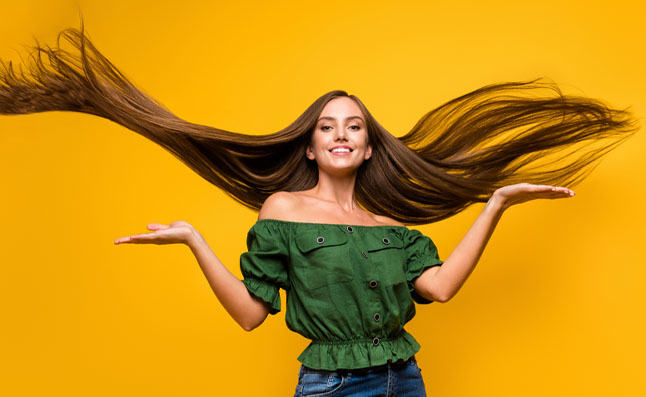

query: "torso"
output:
258 190 405 227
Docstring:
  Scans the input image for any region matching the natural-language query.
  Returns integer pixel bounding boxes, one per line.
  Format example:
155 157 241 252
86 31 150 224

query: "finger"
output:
520 190 573 200
549 187 575 195
529 185 562 193
147 223 169 230
115 235 142 244
114 236 131 244
540 191 575 199
114 232 158 244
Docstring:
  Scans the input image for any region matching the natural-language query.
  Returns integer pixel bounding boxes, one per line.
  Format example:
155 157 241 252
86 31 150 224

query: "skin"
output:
114 96 575 330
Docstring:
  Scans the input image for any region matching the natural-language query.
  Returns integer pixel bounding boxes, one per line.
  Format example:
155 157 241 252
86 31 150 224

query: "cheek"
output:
310 131 326 149
361 131 371 147
309 142 322 155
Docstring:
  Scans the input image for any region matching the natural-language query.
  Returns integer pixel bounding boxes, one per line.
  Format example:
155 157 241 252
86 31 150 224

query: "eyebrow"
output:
317 116 365 123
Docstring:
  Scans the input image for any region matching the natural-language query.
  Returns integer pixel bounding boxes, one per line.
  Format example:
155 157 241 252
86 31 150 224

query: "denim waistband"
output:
301 355 416 375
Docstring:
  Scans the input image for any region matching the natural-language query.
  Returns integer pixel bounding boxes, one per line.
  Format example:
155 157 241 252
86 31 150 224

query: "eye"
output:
349 125 361 130
321 125 332 131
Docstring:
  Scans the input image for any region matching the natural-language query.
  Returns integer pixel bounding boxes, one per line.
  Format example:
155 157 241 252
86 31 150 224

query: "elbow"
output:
239 318 263 332
416 265 454 303
240 323 256 332
425 275 456 303
239 312 268 332
433 293 452 303
435 286 457 303
418 288 449 304
238 298 271 331
425 286 453 304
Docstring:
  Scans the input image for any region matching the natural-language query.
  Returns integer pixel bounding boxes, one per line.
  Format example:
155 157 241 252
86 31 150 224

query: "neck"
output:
310 171 360 213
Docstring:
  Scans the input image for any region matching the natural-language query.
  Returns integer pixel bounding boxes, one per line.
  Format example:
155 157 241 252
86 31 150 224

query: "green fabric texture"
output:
239 219 444 370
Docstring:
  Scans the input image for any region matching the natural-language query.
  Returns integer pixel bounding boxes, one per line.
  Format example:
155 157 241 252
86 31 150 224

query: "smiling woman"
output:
0 19 640 397
305 98 374 178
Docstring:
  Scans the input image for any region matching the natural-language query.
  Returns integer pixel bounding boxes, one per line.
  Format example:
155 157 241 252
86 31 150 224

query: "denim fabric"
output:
293 356 426 397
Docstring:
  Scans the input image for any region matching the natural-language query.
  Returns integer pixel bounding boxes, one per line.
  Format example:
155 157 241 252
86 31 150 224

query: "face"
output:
306 97 372 176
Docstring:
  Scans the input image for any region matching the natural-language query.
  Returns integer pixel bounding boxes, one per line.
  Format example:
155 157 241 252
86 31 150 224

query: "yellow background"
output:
1 1 644 396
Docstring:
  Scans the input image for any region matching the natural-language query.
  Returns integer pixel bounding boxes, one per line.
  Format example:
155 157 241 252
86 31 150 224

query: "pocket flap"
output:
365 232 403 252
295 228 348 253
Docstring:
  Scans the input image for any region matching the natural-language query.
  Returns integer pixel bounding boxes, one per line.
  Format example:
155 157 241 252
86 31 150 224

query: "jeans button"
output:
372 337 380 346
373 313 381 322
369 280 378 288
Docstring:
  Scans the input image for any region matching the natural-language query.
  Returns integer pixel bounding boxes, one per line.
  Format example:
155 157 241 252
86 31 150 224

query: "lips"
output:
330 146 353 154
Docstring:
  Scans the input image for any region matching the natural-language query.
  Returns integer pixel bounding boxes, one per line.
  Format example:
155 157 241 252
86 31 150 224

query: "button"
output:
372 337 380 346
382 237 390 245
373 313 381 322
316 236 325 244
361 251 368 258
346 226 354 233
369 280 378 288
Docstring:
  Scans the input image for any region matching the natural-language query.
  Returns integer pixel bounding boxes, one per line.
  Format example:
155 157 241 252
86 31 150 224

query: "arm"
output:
414 183 575 303
114 221 270 331
187 231 271 331
196 192 295 329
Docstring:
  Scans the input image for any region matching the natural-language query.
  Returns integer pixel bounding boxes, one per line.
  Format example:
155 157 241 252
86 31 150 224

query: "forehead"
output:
319 97 363 120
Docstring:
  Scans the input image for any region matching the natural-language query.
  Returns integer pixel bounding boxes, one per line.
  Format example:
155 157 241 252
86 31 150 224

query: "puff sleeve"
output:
403 228 444 304
239 222 289 315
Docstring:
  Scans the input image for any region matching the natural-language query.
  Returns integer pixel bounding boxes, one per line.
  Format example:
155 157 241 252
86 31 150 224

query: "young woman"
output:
0 22 638 396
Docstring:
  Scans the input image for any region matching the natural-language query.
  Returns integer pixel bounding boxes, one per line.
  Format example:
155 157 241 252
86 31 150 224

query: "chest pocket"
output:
365 233 406 287
294 228 353 290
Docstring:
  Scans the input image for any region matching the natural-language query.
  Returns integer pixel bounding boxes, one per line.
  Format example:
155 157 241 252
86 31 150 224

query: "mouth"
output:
330 147 353 154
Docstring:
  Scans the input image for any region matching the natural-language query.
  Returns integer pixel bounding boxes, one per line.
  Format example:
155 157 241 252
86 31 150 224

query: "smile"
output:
330 147 353 155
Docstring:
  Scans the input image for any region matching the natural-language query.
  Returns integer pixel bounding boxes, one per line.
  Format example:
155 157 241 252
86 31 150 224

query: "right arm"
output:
114 220 270 331
187 230 271 331
114 193 294 331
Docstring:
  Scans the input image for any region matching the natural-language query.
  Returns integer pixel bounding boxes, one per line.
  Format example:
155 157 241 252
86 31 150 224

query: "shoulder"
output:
371 213 406 227
258 191 303 221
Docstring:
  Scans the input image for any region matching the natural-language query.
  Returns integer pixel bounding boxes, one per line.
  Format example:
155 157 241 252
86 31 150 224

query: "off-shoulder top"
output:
239 219 444 371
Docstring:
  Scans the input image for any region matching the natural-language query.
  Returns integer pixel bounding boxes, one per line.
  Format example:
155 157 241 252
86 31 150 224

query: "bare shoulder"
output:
371 213 406 227
258 191 303 221
258 191 406 226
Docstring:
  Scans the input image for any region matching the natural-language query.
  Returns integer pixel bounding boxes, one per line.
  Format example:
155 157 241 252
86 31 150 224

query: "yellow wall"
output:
1 1 644 395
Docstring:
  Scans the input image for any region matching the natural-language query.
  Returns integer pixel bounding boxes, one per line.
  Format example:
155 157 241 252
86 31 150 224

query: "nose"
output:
334 126 348 141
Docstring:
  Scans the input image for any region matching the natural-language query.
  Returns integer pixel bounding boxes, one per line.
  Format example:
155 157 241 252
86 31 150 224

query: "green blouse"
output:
239 219 444 371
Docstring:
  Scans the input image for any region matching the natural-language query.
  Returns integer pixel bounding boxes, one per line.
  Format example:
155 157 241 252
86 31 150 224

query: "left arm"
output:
414 183 574 303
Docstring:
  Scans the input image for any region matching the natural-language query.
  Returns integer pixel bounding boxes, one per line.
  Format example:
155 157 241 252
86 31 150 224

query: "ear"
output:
364 143 373 160
306 144 316 160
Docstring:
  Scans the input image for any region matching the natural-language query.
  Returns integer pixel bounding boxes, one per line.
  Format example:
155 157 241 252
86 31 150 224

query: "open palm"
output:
114 220 197 245
493 183 575 209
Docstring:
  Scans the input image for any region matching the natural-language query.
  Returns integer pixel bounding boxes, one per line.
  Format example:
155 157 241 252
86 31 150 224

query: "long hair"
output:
0 22 640 225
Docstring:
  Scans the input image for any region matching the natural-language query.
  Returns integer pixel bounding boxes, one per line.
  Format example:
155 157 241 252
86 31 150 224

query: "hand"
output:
114 221 201 246
491 183 575 210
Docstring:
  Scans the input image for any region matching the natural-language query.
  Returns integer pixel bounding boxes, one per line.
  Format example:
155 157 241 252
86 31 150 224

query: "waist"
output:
309 331 404 346
302 355 417 375
297 328 421 370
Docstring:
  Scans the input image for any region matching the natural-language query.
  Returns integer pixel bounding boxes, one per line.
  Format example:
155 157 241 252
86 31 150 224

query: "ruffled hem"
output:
242 278 281 315
297 330 421 370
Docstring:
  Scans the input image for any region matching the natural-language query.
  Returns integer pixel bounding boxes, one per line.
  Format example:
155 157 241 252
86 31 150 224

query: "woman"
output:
112 96 575 397
0 22 639 396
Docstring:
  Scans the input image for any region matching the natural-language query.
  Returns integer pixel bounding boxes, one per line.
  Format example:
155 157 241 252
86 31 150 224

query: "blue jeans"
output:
293 356 426 396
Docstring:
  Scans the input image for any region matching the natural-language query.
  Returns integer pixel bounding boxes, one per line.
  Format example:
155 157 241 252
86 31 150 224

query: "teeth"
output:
331 148 351 153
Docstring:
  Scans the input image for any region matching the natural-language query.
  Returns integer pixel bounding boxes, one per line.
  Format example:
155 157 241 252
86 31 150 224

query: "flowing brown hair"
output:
0 21 640 225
